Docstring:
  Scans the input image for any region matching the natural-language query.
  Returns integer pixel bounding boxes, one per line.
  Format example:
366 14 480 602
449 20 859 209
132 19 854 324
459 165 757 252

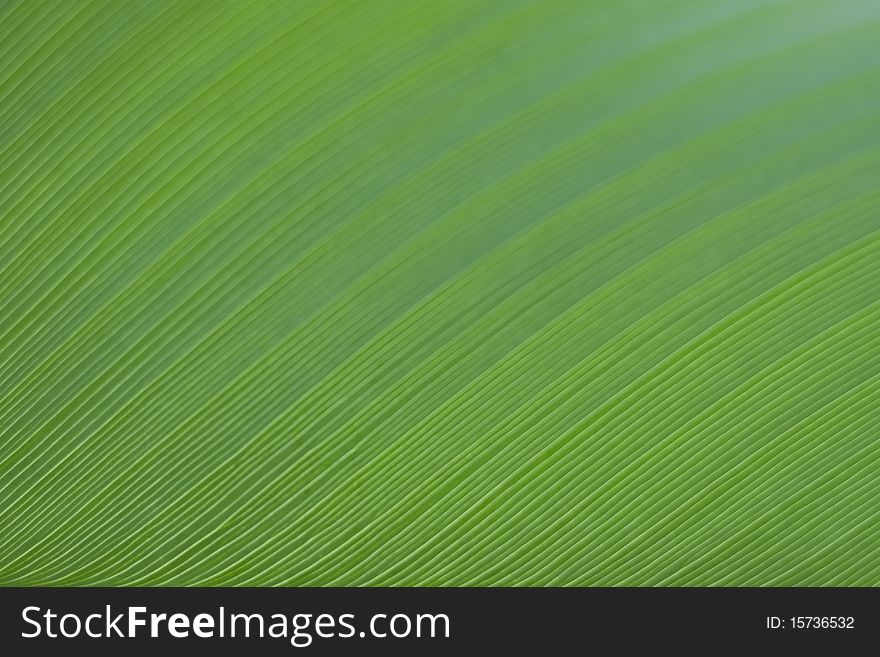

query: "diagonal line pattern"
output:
0 0 878 586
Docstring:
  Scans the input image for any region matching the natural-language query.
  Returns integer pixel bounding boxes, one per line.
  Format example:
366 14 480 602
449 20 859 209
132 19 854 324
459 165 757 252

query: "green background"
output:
1 0 878 585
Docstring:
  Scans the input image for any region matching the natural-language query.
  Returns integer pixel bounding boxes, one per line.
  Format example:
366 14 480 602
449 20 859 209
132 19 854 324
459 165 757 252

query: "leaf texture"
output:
0 0 879 586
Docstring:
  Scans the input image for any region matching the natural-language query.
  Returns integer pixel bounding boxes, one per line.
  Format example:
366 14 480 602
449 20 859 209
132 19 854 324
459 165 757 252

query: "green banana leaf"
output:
1 0 878 586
